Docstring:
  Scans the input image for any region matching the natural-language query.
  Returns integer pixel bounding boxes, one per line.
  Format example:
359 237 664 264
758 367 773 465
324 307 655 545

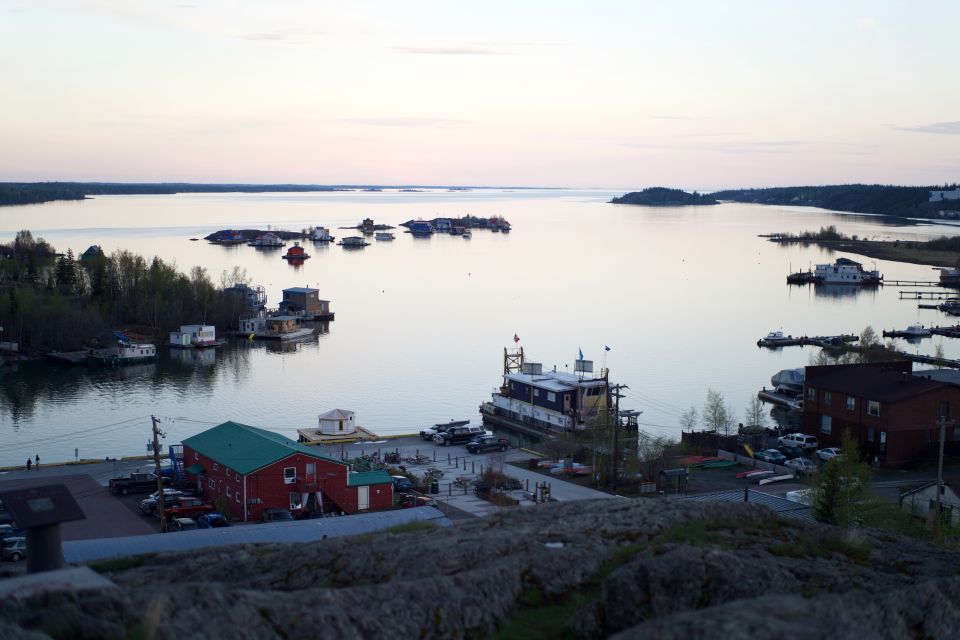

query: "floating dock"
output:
757 389 802 411
886 280 945 287
899 291 959 300
757 334 858 349
931 325 960 338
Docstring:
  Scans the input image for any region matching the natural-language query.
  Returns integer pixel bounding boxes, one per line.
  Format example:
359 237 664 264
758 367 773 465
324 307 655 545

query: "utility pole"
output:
151 415 168 533
934 413 947 539
610 383 628 491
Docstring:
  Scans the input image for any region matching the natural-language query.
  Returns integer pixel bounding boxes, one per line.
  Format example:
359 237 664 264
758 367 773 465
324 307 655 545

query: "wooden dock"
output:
899 291 959 300
297 426 380 444
931 325 960 338
757 334 858 349
757 389 802 411
886 280 945 287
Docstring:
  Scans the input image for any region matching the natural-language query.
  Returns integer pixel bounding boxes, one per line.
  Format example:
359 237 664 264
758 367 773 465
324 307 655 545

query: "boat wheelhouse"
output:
813 258 882 285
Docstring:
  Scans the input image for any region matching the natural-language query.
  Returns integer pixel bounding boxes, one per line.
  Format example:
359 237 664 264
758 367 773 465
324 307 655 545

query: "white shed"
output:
900 482 960 526
318 409 356 435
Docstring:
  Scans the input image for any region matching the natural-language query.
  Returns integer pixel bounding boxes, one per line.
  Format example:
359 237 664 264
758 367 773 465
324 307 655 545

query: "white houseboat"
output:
89 342 157 366
312 227 334 242
169 325 217 348
238 315 314 341
813 258 882 285
248 232 285 248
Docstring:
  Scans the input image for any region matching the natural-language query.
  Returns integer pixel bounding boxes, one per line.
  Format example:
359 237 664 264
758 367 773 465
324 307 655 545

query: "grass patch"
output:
384 520 437 535
769 534 869 563
88 553 155 574
492 592 591 640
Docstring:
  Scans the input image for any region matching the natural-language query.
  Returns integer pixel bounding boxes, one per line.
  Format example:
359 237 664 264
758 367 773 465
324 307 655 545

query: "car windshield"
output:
2 538 22 549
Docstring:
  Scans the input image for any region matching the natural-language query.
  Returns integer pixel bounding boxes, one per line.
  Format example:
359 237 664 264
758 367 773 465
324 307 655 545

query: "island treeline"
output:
610 187 719 206
0 230 251 352
713 184 960 219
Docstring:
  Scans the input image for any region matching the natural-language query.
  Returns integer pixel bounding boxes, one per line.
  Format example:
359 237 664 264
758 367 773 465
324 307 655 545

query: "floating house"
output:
239 315 314 341
338 236 369 248
282 242 310 261
312 227 333 242
249 232 284 248
433 218 453 232
223 283 267 313
280 287 334 320
182 421 393 521
89 341 157 366
408 220 433 236
319 409 356 435
212 230 244 245
481 349 615 433
361 218 376 234
169 325 217 348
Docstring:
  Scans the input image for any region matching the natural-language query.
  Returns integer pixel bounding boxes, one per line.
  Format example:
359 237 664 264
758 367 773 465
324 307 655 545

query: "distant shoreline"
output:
772 237 958 268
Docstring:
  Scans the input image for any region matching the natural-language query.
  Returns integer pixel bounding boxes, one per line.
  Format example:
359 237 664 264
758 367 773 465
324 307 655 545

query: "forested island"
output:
766 225 960 267
713 183 960 219
610 188 719 206
0 230 254 353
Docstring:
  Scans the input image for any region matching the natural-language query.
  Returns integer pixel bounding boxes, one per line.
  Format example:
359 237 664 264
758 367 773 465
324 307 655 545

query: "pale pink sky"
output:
1 1 958 189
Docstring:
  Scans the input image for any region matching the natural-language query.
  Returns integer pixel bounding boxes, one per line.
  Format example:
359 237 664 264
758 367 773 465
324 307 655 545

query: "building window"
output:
213 463 219 471
940 401 950 420
846 396 855 411
235 492 241 503
194 452 199 461
823 392 832 406
208 478 215 489
821 415 832 435
226 487 232 498
807 387 816 400
867 427 874 442
547 392 556 402
289 492 302 510
284 467 296 484
533 389 540 397
867 400 880 417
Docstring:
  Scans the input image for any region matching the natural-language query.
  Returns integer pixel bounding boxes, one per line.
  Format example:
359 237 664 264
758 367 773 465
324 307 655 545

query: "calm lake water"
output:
1 189 959 466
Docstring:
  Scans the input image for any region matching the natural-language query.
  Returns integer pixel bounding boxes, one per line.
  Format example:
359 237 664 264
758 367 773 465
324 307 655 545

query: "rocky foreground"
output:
2 499 960 639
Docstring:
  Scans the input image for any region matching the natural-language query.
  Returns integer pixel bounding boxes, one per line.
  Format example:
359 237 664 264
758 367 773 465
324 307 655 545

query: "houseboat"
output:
936 267 960 288
883 324 932 339
338 236 369 248
89 341 157 366
813 258 882 285
248 232 284 248
462 229 472 239
169 325 218 348
280 287 335 321
479 348 630 436
408 220 434 236
375 231 395 241
282 242 310 261
312 227 334 243
238 315 314 341
223 283 267 313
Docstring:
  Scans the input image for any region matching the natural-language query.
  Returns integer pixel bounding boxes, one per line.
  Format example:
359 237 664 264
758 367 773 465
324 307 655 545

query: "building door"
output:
357 486 370 511
305 463 316 485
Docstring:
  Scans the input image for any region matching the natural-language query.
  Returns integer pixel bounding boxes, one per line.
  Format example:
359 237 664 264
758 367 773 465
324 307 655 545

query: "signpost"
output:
0 484 85 573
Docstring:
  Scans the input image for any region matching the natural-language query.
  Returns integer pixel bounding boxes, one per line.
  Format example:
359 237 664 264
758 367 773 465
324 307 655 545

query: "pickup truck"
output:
109 472 167 495
466 435 509 454
156 497 214 520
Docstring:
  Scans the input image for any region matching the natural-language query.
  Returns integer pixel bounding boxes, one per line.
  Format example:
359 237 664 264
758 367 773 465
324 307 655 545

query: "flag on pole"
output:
513 333 520 344
605 345 611 352
578 347 584 360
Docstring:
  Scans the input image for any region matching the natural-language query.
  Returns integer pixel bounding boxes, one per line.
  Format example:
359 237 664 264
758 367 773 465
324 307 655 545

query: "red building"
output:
182 421 393 522
802 361 960 468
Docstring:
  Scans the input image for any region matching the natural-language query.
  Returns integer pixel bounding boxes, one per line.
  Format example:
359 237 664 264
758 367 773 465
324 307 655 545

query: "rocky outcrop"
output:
1 499 958 639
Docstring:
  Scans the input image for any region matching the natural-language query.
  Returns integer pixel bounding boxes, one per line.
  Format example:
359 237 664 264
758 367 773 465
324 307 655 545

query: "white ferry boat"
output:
813 258 882 285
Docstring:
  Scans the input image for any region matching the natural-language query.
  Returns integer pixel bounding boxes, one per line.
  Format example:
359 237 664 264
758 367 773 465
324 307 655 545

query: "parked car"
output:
140 489 187 515
433 425 485 446
755 449 787 465
157 497 214 520
171 517 199 531
109 472 167 495
399 494 438 509
197 513 230 528
777 433 819 450
785 457 818 475
817 447 842 461
1 537 26 562
262 508 294 523
466 435 509 454
392 475 414 492
777 445 805 460
0 524 23 539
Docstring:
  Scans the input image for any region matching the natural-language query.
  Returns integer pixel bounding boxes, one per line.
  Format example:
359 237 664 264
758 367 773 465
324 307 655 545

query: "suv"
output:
419 420 468 440
433 425 485 446
778 433 818 450
1 537 26 562
139 489 186 514
157 497 214 520
466 435 509 454
392 476 414 492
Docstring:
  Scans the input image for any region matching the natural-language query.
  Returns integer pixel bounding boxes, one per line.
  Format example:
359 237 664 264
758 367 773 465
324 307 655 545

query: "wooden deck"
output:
297 426 380 445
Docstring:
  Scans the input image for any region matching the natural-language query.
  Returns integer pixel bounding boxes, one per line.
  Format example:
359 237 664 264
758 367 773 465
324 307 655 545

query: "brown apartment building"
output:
802 361 960 468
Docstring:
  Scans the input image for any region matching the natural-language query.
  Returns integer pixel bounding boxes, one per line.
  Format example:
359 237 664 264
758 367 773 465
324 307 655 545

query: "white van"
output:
778 433 819 450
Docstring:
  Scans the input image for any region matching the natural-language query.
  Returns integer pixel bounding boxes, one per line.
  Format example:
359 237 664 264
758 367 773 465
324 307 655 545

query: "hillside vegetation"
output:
611 188 719 206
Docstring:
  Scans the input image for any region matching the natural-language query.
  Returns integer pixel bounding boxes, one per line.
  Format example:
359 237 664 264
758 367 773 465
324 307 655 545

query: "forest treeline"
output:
610 187 719 206
0 182 352 206
712 184 960 218
0 230 251 352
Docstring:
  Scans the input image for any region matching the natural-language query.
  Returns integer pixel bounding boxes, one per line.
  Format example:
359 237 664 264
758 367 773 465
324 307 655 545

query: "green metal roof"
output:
347 470 393 487
182 421 345 475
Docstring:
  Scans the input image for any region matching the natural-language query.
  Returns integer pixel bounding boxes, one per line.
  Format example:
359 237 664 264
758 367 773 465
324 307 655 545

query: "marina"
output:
756 331 859 349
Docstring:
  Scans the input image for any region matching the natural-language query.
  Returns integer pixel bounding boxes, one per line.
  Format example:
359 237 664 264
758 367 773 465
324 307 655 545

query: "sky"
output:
1 0 958 189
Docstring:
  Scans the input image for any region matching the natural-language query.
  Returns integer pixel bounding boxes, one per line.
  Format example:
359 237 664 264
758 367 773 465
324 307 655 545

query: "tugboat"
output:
282 242 310 261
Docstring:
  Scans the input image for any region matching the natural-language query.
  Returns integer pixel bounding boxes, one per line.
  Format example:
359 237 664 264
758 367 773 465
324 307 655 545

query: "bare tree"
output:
680 406 698 431
744 395 767 429
702 389 735 435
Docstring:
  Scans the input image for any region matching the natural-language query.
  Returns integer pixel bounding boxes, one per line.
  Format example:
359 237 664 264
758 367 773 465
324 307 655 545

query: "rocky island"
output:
2 499 958 639
611 188 719 206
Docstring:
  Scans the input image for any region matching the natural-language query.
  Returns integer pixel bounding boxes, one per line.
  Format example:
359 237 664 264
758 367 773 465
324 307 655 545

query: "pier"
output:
886 280 945 287
898 291 959 300
931 325 960 338
757 334 858 349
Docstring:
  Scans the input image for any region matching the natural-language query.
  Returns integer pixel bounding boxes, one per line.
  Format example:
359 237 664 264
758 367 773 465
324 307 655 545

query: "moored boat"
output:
882 323 932 339
89 341 157 366
813 257 882 285
375 231 395 241
462 229 472 239
282 242 310 261
338 236 370 248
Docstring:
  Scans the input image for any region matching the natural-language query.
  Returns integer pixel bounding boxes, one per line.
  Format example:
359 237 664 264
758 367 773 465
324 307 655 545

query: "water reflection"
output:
169 348 217 367
814 284 876 298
